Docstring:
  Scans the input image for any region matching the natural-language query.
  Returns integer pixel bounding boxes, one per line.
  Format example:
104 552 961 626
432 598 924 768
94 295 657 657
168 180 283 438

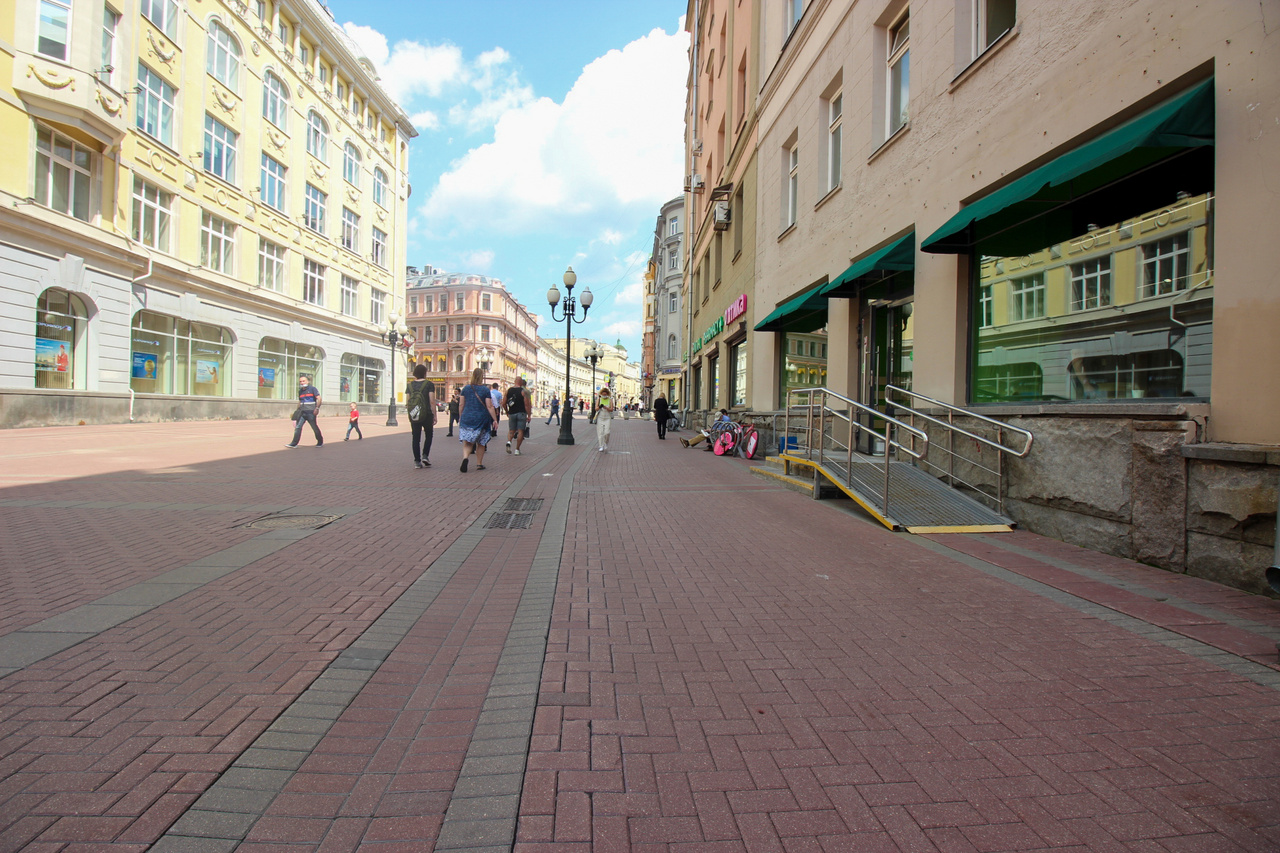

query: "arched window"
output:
373 167 388 207
262 71 289 131
343 142 361 186
35 288 87 390
306 111 328 161
667 334 677 360
206 22 241 89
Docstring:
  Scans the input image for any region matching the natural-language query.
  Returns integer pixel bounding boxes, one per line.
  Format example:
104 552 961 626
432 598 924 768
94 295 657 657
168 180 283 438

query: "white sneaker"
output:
598 446 605 452
505 441 512 454
513 449 521 456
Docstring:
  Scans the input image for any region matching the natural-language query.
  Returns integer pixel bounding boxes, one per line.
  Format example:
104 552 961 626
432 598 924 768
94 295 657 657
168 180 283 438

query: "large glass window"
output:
975 0 1016 56
370 289 385 327
306 111 328 161
136 64 175 146
339 354 384 403
258 337 323 400
730 339 747 407
304 184 326 234
303 259 325 306
786 145 798 227
341 207 359 252
343 142 361 187
261 154 286 211
887 12 910 136
258 238 285 291
203 115 237 183
972 194 1213 403
207 22 241 89
37 0 72 61
140 0 179 40
262 72 289 131
371 227 387 268
373 168 388 207
35 125 92 221
101 6 120 88
340 274 358 316
132 177 172 251
200 211 235 273
34 287 86 390
826 93 842 192
130 311 233 397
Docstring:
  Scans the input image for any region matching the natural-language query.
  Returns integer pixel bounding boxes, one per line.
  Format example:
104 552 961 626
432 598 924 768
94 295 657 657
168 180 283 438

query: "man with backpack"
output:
405 364 437 469
504 376 529 455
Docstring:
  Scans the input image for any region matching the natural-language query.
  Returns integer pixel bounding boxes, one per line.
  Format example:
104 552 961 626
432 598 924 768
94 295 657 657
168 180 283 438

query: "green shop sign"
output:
693 316 724 353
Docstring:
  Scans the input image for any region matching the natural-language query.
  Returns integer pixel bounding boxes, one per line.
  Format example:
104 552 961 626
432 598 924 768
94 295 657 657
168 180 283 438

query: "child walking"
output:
345 402 363 440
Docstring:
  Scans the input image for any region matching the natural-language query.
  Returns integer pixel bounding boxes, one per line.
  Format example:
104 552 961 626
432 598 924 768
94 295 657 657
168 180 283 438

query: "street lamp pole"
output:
585 344 600 422
381 312 412 426
547 267 593 445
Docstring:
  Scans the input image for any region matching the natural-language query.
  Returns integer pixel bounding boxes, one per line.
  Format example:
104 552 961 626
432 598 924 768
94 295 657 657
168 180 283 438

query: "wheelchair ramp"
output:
779 452 1014 533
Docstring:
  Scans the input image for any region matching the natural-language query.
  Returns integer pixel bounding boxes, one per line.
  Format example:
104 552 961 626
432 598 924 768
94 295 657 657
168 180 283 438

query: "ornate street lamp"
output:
381 312 413 426
584 344 600 422
547 267 592 445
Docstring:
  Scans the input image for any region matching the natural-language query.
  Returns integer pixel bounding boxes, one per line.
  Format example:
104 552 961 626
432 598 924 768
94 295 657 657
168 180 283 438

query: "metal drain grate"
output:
243 514 340 530
485 512 534 529
502 498 544 512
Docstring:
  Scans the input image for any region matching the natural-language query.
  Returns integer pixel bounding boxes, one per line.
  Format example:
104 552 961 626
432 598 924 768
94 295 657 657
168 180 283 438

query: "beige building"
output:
734 0 1279 591
404 270 539 400
682 0 760 418
1 0 416 426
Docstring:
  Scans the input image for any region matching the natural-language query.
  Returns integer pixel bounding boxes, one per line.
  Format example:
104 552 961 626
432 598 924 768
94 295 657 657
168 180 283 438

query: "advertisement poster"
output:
35 338 70 373
195 360 220 385
258 367 275 388
132 352 158 380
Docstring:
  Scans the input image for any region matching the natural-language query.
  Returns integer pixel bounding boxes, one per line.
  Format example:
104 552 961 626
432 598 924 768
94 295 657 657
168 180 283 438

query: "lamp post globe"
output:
549 266 590 445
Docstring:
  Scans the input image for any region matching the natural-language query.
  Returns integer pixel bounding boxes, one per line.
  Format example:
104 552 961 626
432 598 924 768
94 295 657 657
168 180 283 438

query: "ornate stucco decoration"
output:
309 162 328 180
28 64 75 90
94 88 123 115
146 29 177 69
345 187 360 204
267 129 287 150
213 86 238 115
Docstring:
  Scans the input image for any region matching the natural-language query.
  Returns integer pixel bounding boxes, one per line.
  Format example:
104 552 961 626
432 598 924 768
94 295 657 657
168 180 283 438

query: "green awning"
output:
818 231 915 298
753 283 828 333
921 78 1214 255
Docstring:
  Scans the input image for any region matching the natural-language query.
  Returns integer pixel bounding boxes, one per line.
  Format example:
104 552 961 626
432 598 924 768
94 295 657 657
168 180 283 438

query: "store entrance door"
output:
857 293 914 454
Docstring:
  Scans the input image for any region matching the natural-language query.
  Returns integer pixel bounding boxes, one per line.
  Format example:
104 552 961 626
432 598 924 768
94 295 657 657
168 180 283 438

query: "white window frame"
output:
373 168 388 207
481 293 492 311
37 0 73 62
207 22 241 89
203 114 237 184
371 227 387 268
258 238 285 291
343 142 361 187
263 72 289 131
480 324 491 342
340 275 359 317
371 290 386 327
304 184 327 235
101 6 120 87
260 154 286 211
132 177 173 252
669 292 678 313
454 324 464 341
974 0 1016 58
456 292 465 311
826 92 842 192
887 11 910 137
306 111 328 161
140 0 179 40
978 285 994 328
667 334 677 360
341 207 359 253
35 125 93 221
1141 234 1191 299
200 211 235 273
668 216 679 236
1070 257 1112 311
1010 274 1046 321
303 258 325 306
786 144 799 227
136 64 176 146
787 0 804 33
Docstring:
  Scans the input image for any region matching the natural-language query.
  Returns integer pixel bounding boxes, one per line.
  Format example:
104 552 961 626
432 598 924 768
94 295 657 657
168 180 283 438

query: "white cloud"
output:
600 229 624 245
459 249 495 271
409 110 441 131
421 26 689 235
341 24 466 104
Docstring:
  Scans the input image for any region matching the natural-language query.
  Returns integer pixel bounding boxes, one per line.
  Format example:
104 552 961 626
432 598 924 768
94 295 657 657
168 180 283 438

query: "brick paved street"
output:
1 415 1278 852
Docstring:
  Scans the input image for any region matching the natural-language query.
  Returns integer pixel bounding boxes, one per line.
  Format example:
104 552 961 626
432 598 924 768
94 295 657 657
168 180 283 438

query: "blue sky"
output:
325 0 689 359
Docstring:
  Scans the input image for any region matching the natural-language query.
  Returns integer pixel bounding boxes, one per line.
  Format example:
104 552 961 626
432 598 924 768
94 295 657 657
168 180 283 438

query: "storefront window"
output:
340 353 385 403
972 193 1213 403
730 339 747 407
34 287 87 390
130 311 233 396
257 337 323 399
783 327 828 399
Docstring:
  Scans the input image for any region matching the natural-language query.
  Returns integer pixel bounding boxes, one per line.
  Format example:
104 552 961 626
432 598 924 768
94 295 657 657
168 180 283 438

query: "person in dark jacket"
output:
285 375 323 447
405 363 437 469
447 394 460 436
652 394 671 440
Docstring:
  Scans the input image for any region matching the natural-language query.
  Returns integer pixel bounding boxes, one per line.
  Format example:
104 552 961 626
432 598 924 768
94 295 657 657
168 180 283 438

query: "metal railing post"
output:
947 409 955 486
882 421 893 517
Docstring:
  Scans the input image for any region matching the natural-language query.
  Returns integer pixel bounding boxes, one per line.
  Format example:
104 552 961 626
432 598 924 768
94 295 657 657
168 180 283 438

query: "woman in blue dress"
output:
457 367 499 472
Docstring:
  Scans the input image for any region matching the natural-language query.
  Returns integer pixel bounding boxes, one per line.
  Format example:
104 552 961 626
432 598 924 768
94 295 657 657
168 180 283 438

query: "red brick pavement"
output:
0 415 1277 851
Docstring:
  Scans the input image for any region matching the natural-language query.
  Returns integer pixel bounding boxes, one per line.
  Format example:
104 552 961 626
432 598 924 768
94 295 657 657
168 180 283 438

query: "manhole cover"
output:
244 514 339 530
485 512 534 530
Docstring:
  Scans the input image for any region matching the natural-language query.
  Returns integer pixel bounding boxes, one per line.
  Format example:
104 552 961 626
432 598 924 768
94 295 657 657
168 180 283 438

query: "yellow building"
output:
1 0 415 425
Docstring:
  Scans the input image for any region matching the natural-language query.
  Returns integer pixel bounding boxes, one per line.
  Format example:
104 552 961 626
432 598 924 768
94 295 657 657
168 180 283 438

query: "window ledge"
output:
868 123 909 164
814 183 842 211
731 249 742 264
777 222 797 243
949 25 1020 93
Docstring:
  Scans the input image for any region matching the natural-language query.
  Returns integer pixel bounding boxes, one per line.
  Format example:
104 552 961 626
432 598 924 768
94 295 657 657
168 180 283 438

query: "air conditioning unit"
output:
713 201 730 231
692 173 704 189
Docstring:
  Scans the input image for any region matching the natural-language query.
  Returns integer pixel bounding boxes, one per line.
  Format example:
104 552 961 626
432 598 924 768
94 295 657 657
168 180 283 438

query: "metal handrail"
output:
884 384 1033 514
785 387 928 522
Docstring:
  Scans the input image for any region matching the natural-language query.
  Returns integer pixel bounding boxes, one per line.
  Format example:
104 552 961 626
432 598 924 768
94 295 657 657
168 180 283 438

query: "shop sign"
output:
724 294 748 325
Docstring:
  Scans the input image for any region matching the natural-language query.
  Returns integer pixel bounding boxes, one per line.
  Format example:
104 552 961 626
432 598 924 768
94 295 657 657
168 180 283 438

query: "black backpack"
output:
407 380 432 422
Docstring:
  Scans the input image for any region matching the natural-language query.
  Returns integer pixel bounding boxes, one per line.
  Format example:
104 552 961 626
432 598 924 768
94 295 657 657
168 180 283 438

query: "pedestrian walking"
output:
546 395 560 425
490 382 503 439
285 375 323 448
458 368 499 472
504 376 529 456
446 394 459 436
652 393 670 440
595 386 615 452
405 363 437 469
344 402 362 441
578 398 585 413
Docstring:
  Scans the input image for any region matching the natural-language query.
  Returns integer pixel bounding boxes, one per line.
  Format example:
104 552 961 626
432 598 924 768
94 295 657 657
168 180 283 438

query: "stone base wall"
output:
1 389 298 428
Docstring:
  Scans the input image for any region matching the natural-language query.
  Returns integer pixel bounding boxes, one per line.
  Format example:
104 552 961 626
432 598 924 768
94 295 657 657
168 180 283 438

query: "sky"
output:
324 0 690 360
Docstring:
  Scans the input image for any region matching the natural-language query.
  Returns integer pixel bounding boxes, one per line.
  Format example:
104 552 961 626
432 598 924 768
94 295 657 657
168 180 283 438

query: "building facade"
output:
404 270 538 401
650 194 685 407
682 0 760 419
1 0 415 427
732 0 1279 592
